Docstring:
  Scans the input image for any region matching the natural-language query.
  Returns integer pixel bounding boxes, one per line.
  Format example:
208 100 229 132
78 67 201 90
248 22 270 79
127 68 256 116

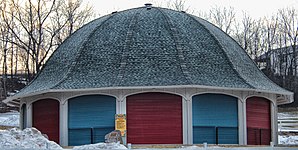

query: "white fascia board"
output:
4 84 294 105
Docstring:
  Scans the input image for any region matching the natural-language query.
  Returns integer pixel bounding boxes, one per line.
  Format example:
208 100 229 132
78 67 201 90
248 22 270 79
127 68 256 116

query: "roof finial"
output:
144 3 152 10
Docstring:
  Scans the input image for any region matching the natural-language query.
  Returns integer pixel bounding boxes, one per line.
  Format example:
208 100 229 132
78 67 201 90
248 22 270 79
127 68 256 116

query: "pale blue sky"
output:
83 0 298 19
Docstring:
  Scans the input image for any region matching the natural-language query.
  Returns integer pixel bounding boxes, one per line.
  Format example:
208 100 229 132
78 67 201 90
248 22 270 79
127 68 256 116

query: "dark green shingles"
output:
192 16 289 93
164 8 251 88
16 7 290 96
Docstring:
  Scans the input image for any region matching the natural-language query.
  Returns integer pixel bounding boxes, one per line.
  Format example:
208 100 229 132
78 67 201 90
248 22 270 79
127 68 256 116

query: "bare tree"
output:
1 0 58 79
208 6 236 34
0 0 94 82
53 0 94 45
166 0 193 13
279 8 298 77
0 0 15 98
234 12 254 52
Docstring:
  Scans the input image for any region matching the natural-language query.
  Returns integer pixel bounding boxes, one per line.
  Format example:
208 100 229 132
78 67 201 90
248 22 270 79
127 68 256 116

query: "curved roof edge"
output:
4 85 293 106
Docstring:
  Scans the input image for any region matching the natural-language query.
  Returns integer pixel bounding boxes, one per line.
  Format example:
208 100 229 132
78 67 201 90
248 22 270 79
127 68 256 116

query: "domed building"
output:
5 4 293 146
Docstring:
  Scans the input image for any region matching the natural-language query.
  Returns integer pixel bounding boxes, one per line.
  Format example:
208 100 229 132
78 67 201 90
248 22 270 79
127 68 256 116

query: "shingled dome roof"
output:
13 6 292 98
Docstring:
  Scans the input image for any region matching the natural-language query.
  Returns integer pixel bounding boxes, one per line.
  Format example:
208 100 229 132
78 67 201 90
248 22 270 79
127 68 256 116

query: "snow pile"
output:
0 127 62 149
0 112 19 126
279 135 298 145
278 112 296 118
73 142 127 150
182 145 201 149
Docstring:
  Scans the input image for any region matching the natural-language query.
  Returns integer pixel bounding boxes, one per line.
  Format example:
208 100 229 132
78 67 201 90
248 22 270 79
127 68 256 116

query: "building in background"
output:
4 4 293 147
257 45 298 76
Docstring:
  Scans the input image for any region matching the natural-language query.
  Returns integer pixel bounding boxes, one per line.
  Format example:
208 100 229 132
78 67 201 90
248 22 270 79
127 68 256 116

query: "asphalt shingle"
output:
15 6 291 97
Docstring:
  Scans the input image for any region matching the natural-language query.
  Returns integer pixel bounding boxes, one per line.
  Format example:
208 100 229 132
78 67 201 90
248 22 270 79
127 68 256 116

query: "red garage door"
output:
246 97 271 145
127 92 182 144
33 99 59 144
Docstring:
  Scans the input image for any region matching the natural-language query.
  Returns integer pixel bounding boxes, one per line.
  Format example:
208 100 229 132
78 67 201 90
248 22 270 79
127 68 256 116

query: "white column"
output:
243 100 247 145
271 102 278 145
122 97 126 114
116 98 121 114
238 99 245 145
20 103 24 129
120 97 127 145
118 96 126 114
188 97 193 144
60 99 68 146
182 97 188 144
26 103 32 128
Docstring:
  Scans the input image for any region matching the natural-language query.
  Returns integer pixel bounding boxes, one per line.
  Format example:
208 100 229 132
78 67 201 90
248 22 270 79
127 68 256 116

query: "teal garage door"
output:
192 94 238 144
68 95 116 146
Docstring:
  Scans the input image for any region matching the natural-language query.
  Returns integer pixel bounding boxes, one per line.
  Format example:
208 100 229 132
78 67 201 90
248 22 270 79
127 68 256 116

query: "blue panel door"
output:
192 94 238 144
68 95 116 146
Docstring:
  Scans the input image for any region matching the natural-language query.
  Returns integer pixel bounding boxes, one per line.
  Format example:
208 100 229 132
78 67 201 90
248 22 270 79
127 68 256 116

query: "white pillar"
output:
120 97 127 145
188 97 193 144
243 100 247 145
60 99 68 146
271 102 278 145
116 98 121 114
238 99 245 145
20 103 25 129
182 97 188 144
122 97 126 114
26 103 32 128
118 96 126 114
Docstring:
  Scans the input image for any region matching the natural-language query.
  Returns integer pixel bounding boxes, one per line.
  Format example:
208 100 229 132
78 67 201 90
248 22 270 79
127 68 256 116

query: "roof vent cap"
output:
144 3 152 10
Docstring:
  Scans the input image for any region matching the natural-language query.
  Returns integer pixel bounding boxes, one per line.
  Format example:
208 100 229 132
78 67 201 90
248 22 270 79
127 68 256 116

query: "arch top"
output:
244 95 276 106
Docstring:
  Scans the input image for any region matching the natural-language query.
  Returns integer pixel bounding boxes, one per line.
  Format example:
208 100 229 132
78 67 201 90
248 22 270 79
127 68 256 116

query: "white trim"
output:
63 93 118 101
29 97 61 105
190 91 241 100
122 90 187 100
244 95 276 106
5 84 293 104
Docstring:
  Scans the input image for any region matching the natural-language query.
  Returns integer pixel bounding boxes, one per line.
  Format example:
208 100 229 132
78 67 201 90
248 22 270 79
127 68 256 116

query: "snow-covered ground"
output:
278 111 298 146
73 142 127 149
0 111 298 149
0 111 19 127
279 135 298 145
0 127 62 149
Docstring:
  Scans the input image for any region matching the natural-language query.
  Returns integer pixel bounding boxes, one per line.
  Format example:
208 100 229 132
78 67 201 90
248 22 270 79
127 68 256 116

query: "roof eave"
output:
4 85 293 106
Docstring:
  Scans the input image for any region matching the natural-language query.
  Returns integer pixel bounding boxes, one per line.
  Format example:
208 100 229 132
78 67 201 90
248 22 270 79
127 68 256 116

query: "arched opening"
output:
68 95 116 146
32 99 60 144
246 97 271 145
126 92 183 144
21 104 27 129
192 93 238 144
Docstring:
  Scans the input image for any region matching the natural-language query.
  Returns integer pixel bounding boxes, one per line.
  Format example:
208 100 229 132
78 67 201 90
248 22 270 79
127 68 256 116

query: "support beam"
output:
238 99 245 145
60 100 68 146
